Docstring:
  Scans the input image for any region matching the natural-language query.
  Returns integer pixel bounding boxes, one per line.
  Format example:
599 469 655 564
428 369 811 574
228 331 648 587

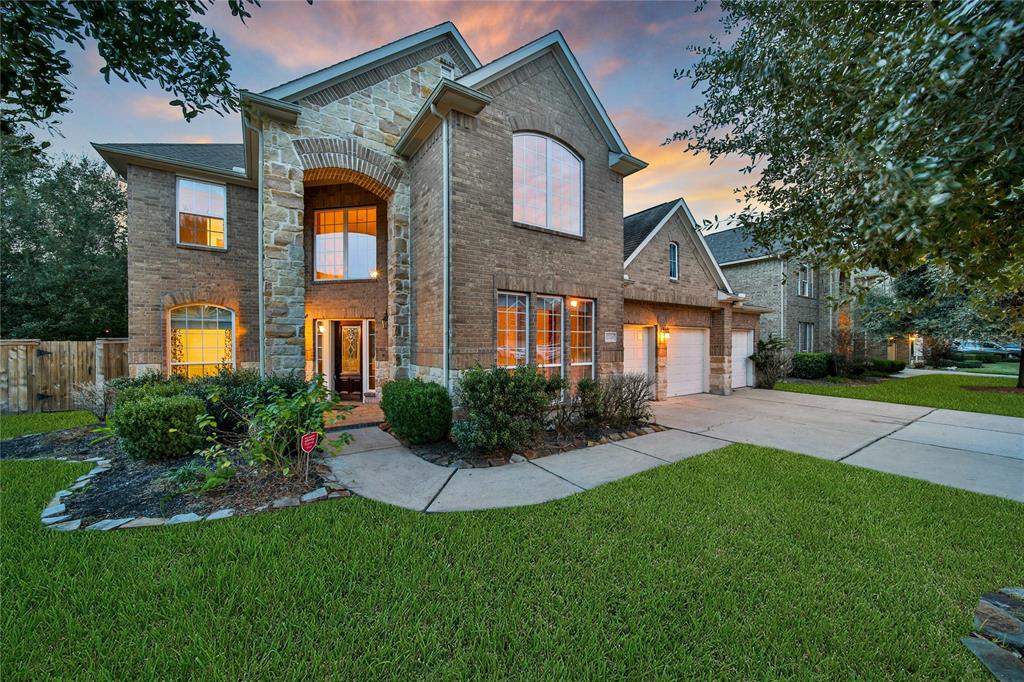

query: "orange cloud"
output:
176 134 216 144
130 95 182 121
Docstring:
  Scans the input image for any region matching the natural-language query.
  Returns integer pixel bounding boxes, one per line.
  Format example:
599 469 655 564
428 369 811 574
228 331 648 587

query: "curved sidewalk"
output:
319 427 728 513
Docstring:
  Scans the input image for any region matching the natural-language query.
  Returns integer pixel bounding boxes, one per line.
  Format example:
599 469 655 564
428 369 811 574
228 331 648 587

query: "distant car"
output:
1002 342 1021 359
953 340 1018 360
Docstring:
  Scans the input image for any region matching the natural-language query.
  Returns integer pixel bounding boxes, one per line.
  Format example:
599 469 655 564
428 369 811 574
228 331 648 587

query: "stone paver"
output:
205 509 234 521
165 513 203 525
426 462 582 512
324 447 453 511
87 518 132 531
121 517 166 529
532 443 664 489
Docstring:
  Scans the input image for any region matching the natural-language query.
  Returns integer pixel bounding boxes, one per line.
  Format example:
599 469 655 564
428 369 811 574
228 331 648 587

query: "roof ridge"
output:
623 198 679 221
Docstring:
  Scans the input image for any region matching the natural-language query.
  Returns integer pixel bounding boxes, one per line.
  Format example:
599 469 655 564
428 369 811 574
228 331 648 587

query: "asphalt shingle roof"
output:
703 227 782 264
97 143 245 173
623 199 678 260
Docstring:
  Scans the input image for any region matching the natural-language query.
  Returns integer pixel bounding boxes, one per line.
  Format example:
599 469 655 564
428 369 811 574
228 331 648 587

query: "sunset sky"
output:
41 0 748 224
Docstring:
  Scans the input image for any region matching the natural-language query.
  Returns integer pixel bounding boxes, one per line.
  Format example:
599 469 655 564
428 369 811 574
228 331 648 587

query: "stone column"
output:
709 306 733 395
387 184 411 380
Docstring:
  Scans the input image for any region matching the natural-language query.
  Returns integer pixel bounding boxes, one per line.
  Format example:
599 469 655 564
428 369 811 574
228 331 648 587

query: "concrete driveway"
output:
654 389 1024 502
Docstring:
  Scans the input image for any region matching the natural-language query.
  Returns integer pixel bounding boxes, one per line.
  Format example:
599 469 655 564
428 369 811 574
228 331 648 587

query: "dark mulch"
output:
0 424 118 461
399 423 667 468
962 385 1024 394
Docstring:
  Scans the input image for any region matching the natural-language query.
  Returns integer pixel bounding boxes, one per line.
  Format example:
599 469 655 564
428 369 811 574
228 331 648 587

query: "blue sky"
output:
41 0 747 222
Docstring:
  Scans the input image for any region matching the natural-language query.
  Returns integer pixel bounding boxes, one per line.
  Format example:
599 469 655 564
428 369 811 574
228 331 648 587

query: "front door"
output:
334 322 362 399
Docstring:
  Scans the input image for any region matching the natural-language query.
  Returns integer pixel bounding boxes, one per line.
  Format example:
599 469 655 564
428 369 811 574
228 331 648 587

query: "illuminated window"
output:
169 304 234 378
569 298 594 384
535 296 563 379
177 178 226 248
513 133 582 236
496 292 528 368
367 320 377 391
314 206 377 280
669 242 679 280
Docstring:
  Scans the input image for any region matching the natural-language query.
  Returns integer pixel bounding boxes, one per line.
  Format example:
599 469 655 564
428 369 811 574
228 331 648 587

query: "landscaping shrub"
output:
108 371 181 392
452 365 557 453
575 377 605 430
114 381 186 406
381 378 452 444
750 335 792 388
186 368 306 435
109 395 206 461
826 353 850 377
599 373 654 429
957 360 984 368
791 352 831 379
922 337 952 367
869 359 906 374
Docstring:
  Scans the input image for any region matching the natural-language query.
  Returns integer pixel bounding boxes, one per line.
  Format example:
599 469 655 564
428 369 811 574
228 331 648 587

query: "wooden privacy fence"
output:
0 339 129 414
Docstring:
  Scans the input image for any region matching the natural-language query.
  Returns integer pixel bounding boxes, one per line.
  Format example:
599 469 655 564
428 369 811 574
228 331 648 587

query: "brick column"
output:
709 306 733 395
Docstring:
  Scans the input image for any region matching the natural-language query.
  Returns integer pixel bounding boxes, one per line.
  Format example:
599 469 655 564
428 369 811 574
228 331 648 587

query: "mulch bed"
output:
394 423 669 469
962 385 1024 394
5 425 332 525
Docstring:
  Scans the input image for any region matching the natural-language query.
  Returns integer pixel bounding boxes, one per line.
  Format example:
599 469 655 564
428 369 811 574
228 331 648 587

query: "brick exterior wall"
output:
125 165 259 375
447 52 626 378
408 126 445 382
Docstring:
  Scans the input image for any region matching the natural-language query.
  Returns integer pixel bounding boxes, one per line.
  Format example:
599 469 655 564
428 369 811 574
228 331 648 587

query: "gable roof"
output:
92 143 247 183
623 198 732 293
457 31 646 176
703 227 783 265
262 21 480 102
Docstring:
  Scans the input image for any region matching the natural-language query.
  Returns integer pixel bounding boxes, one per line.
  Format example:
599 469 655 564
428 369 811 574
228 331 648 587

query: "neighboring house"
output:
95 22 765 402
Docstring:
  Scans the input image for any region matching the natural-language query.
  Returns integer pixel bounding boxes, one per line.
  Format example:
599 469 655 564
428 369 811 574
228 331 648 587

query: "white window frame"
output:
313 206 378 282
176 176 228 250
534 295 565 378
798 321 815 352
512 133 584 237
166 304 236 377
798 264 814 297
669 241 679 281
496 292 530 369
568 297 595 381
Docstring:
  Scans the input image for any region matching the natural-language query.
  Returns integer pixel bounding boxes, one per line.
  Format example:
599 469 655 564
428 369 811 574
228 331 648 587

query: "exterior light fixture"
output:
569 299 578 308
370 269 379 279
317 322 325 334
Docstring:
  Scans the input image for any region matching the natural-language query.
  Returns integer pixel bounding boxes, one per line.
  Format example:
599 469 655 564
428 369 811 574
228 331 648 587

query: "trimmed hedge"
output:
869 359 906 374
109 395 206 461
451 365 560 453
114 381 186 406
381 378 452 444
791 352 831 379
956 360 984 368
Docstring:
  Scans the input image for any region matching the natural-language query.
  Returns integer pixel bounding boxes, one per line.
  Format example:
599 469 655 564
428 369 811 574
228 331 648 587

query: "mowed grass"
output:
3 448 1021 680
0 410 97 440
777 373 1024 417
959 361 1021 376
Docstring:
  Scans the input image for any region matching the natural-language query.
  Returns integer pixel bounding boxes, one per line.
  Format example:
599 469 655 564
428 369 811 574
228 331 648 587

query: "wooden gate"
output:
0 339 129 414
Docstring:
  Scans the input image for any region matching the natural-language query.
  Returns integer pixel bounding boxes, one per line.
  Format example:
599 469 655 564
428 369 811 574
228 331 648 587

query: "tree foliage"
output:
0 0 265 141
1 148 128 339
674 0 1024 298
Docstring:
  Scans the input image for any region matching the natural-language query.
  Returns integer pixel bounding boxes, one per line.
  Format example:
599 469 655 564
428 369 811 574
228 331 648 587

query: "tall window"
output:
169 304 234 378
496 293 529 368
314 206 378 280
535 296 563 379
513 133 582 236
798 322 815 352
669 242 679 280
569 298 594 384
798 264 814 297
177 178 226 248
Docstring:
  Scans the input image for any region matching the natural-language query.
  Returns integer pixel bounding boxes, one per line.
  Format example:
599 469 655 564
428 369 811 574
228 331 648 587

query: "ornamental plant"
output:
380 378 452 444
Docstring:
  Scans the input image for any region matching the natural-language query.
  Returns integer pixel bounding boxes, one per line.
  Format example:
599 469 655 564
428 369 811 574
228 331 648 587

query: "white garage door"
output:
731 329 754 388
623 325 653 379
666 328 708 396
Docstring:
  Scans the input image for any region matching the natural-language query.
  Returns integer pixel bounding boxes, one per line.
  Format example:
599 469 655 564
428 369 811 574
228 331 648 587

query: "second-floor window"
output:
669 242 679 280
177 178 226 249
513 133 582 236
798 264 815 297
314 206 378 280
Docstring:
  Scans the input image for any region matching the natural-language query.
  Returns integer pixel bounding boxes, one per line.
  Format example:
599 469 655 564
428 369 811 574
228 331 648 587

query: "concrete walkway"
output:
319 390 1023 512
895 367 1018 379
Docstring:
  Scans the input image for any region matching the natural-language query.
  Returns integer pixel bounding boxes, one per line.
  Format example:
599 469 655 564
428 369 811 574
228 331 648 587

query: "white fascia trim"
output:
262 22 481 102
457 31 630 156
622 199 733 294
716 253 779 267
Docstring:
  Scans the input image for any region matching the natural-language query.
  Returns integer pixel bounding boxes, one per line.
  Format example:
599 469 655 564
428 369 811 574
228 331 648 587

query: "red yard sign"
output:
299 431 320 454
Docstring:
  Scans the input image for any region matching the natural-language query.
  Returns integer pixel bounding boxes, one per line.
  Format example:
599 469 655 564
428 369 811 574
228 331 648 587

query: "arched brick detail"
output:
293 138 403 196
161 289 235 311
302 167 394 199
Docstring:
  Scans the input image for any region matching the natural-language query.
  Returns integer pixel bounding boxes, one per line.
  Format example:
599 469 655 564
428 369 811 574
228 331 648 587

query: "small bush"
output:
109 395 206 461
791 352 831 379
751 335 792 388
114 381 186 406
71 382 115 419
186 368 306 435
957 360 984 368
452 365 556 453
381 378 452 444
599 373 654 429
108 371 181 392
575 378 605 430
869 359 906 374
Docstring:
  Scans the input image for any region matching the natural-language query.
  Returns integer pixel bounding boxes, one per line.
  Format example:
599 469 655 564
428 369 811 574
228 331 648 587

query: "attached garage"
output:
665 327 709 396
731 329 754 388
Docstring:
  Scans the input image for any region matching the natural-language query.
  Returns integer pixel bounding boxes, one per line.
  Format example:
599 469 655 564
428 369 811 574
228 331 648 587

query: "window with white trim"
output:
177 178 226 248
798 322 815 352
669 242 679 280
797 264 815 297
496 292 529 368
169 304 235 378
569 298 594 384
314 206 378 280
535 295 564 379
513 133 582 236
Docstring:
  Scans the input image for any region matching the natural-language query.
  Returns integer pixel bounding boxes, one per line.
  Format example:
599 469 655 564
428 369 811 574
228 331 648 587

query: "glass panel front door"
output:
333 322 363 399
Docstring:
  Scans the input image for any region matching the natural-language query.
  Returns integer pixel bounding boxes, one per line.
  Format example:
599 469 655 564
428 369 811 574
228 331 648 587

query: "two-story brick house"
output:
95 22 765 402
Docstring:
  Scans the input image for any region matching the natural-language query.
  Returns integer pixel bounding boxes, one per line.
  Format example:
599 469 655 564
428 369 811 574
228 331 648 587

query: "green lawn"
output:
3 448 1020 679
959 361 1021 376
777 374 1024 417
0 410 97 440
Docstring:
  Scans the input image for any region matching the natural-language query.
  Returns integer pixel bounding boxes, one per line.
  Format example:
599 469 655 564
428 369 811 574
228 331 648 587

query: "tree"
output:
0 0 267 145
673 1 1024 298
1 148 128 339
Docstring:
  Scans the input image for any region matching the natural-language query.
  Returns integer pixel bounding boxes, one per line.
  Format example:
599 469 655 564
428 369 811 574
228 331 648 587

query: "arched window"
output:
513 133 582 236
669 242 679 280
168 304 235 378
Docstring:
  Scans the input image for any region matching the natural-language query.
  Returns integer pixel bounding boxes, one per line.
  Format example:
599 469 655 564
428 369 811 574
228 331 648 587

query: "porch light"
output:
569 299 578 308
658 328 671 343
370 269 379 279
318 322 325 334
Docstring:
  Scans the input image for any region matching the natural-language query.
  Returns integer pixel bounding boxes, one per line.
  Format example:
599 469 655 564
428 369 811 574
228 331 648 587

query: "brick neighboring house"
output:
95 22 765 401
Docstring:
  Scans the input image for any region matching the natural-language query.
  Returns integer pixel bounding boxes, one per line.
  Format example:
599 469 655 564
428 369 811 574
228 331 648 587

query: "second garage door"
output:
666 328 708 396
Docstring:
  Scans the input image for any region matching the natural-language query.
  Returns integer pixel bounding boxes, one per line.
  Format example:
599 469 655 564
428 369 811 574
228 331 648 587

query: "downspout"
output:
778 258 785 344
431 103 451 391
243 113 267 376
